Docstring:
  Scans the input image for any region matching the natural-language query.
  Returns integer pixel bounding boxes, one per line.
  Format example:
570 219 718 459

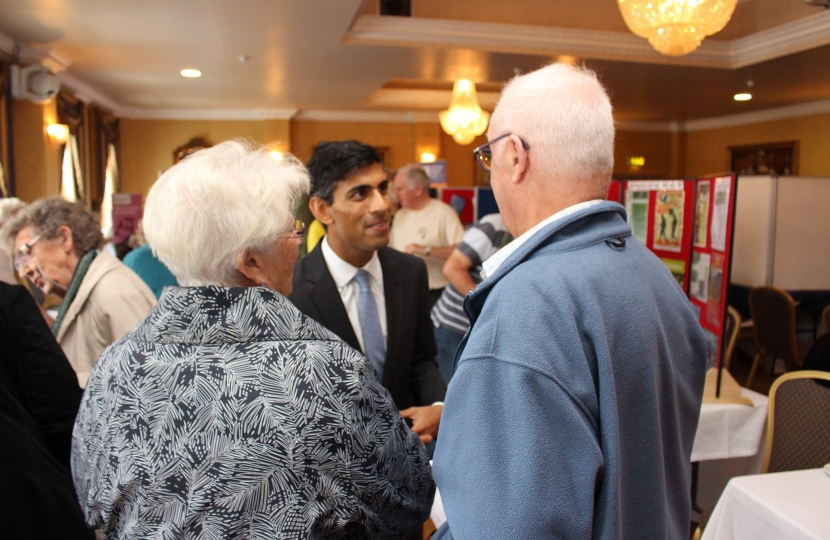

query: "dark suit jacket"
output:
290 245 446 410
0 282 94 539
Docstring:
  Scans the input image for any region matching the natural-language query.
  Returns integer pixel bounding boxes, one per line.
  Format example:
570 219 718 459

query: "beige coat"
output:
56 251 156 387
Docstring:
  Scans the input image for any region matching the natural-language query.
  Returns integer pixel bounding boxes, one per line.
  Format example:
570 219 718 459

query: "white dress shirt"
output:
321 237 387 351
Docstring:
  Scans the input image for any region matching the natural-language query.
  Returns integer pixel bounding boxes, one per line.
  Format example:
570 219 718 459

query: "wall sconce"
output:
46 123 70 144
269 149 285 161
420 152 437 163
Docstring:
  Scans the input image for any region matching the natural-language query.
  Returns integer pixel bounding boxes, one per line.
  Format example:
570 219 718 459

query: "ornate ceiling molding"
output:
345 11 830 70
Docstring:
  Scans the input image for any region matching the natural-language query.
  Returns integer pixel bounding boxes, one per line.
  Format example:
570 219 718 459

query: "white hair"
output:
491 63 614 191
0 197 25 226
144 140 310 286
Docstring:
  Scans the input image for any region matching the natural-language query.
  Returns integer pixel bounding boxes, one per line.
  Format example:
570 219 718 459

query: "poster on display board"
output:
623 180 696 294
111 193 142 245
689 174 737 381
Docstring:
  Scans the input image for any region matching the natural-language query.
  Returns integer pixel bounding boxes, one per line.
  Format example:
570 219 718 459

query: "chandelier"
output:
439 80 489 146
618 0 738 56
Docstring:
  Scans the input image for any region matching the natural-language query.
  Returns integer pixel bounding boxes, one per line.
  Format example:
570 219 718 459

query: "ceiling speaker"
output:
11 64 61 104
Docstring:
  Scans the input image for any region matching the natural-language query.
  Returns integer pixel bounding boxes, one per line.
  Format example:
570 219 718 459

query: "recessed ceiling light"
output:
181 69 201 78
734 93 752 101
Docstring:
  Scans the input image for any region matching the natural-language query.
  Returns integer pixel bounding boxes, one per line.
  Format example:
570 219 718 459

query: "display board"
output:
477 188 499 220
689 174 738 374
607 179 623 204
441 187 476 225
623 180 696 294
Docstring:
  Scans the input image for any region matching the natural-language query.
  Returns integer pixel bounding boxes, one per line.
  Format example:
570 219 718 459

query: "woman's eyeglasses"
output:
473 133 530 171
13 234 42 273
278 220 306 240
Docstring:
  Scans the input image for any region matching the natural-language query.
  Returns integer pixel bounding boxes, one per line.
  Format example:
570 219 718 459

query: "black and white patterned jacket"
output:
72 286 434 539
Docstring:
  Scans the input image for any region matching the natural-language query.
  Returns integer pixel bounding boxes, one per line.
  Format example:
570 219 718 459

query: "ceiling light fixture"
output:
733 93 752 101
180 69 201 78
618 0 738 56
439 79 489 146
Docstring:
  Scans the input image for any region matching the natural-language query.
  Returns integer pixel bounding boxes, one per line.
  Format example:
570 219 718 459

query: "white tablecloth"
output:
691 388 768 462
701 468 830 540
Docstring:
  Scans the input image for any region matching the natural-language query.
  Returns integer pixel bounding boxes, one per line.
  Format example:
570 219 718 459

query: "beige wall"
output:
614 130 679 179
11 99 62 202
12 108 830 204
119 118 290 197
289 119 420 169
685 112 830 178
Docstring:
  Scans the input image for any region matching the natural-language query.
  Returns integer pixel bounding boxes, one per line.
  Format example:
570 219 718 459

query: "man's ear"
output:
236 248 264 286
508 135 530 184
309 196 333 226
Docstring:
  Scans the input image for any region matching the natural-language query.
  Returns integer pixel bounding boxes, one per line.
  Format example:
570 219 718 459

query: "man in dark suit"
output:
290 140 446 444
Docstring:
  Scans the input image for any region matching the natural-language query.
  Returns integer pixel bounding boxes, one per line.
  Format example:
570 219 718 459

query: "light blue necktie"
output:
354 269 386 382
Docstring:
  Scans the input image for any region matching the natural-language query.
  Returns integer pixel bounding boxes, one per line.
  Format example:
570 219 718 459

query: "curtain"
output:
100 143 118 237
0 57 12 197
60 137 77 202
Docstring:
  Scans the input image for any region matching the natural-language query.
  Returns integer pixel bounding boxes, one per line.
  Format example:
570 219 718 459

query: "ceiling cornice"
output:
57 71 124 112
345 11 830 70
118 108 299 120
682 98 830 132
293 110 438 123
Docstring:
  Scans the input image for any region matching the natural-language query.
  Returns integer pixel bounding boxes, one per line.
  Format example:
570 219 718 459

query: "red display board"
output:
689 174 738 372
623 180 696 294
607 179 623 203
441 188 476 225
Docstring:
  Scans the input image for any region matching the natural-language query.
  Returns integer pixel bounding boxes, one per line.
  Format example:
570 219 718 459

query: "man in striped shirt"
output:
430 213 510 383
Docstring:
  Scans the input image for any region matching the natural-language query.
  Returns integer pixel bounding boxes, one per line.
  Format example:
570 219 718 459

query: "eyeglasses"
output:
473 133 531 171
13 234 42 273
277 220 305 240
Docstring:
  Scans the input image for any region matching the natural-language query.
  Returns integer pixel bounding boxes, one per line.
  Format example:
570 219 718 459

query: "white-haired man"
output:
432 63 707 539
390 165 464 308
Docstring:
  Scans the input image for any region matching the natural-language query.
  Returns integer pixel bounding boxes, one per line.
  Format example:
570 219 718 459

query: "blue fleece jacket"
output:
433 201 707 540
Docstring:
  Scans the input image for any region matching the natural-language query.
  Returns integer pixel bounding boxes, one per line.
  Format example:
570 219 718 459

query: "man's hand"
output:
404 243 426 256
399 404 443 444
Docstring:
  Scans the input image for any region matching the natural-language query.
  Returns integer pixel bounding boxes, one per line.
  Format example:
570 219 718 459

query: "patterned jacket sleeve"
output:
344 346 436 538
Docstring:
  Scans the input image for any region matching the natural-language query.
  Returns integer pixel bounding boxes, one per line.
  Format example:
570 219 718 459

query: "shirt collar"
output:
482 199 605 279
321 236 382 289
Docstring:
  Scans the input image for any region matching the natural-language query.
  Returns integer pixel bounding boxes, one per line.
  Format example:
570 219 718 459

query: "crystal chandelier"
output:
618 0 738 56
439 80 490 146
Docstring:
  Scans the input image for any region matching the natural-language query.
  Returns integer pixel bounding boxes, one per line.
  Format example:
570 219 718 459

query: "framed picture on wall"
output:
730 141 798 176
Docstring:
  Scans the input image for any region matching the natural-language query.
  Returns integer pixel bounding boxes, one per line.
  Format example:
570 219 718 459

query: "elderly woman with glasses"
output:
3 197 156 387
71 140 434 540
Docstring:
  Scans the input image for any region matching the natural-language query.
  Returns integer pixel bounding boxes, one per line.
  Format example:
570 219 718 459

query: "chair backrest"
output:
822 304 830 336
762 370 830 473
723 306 741 371
748 286 799 366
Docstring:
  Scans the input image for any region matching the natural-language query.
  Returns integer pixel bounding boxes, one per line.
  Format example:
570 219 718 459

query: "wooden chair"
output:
761 370 830 473
822 304 830 335
723 306 741 372
746 287 804 388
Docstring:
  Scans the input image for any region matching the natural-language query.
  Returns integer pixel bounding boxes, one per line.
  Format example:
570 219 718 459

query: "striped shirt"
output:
431 214 510 333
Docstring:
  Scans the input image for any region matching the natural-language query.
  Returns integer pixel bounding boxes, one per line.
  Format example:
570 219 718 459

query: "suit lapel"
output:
378 249 402 373
303 246 362 352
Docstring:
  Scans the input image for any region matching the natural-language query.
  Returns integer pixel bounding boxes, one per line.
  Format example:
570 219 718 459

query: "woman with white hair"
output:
3 197 156 387
71 140 434 540
0 197 26 283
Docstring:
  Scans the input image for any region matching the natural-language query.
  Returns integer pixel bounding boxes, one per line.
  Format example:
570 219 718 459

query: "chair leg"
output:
746 353 762 389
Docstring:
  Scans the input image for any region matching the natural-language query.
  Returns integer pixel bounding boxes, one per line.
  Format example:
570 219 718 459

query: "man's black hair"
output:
307 140 383 204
